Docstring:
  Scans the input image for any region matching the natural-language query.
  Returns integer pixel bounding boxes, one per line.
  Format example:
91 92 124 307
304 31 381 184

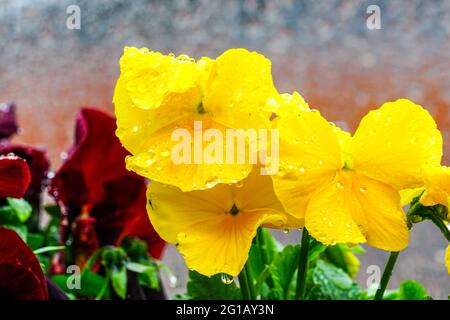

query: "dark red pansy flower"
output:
0 144 49 197
0 227 48 300
0 155 31 199
0 102 18 140
49 108 165 267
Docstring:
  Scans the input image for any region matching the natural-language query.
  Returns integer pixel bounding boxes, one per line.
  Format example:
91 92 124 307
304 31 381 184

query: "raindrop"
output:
160 148 170 157
221 273 234 285
336 181 344 190
299 167 305 174
60 151 68 160
235 180 244 188
359 185 367 193
282 228 290 234
168 275 178 288
47 171 55 179
132 125 140 133
205 177 218 188
318 160 324 166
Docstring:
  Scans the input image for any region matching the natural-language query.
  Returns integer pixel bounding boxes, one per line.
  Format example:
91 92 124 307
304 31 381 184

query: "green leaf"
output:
111 264 127 299
248 228 281 279
7 198 32 223
81 270 110 298
186 271 241 300
308 260 361 300
27 233 45 250
0 206 16 224
308 239 327 261
397 280 427 300
269 245 301 299
44 204 61 218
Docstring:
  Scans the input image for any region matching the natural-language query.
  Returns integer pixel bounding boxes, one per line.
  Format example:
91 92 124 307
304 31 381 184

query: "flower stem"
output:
238 262 255 300
429 212 450 242
256 228 274 287
374 251 400 300
295 228 311 300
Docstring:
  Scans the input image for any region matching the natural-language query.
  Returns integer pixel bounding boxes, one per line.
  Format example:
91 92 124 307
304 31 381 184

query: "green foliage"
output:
186 271 241 300
307 260 361 300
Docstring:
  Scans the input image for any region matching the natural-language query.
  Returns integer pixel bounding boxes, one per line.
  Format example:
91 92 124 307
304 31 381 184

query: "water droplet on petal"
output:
160 148 170 157
359 185 367 193
318 160 324 166
221 273 234 285
299 167 305 174
205 177 218 188
169 275 178 288
282 228 290 234
235 180 244 188
336 181 344 190
60 151 68 160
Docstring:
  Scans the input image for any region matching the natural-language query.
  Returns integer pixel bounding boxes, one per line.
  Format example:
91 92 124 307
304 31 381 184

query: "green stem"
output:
256 228 274 287
374 251 400 300
238 263 255 300
295 228 311 300
429 212 450 242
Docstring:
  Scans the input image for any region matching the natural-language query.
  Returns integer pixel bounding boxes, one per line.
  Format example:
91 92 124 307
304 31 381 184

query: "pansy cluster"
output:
113 47 449 299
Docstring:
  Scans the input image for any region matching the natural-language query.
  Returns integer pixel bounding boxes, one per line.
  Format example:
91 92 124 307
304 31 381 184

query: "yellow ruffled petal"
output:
231 167 301 229
446 245 450 274
203 48 274 131
113 47 206 155
271 109 343 220
305 175 367 246
147 169 287 277
305 171 409 251
125 115 253 191
351 172 409 251
117 47 202 111
351 99 443 190
268 91 310 117
420 165 450 207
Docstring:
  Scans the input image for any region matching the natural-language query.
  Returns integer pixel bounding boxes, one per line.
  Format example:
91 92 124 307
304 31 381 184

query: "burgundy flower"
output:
49 108 165 266
0 155 31 199
0 144 49 197
0 227 48 300
0 102 18 140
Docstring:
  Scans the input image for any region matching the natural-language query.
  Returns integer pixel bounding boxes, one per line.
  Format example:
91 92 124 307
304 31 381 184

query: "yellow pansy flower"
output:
113 47 277 191
272 98 443 251
147 168 297 277
419 165 450 208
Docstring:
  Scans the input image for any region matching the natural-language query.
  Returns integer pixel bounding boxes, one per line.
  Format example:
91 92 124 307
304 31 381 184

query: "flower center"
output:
229 203 239 216
197 101 206 114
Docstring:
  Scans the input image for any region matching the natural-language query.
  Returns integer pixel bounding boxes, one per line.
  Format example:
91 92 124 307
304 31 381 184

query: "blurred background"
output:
0 0 449 298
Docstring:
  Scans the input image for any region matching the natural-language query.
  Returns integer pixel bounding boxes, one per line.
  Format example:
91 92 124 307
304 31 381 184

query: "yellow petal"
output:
125 115 253 191
420 165 450 207
305 175 367 246
268 91 310 117
305 171 409 251
231 167 301 229
203 48 274 131
351 172 409 251
351 99 443 190
113 47 206 155
271 109 343 220
147 170 287 277
446 245 450 274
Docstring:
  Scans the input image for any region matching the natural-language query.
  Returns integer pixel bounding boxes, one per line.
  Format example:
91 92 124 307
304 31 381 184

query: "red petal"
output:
0 227 48 299
0 155 31 198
